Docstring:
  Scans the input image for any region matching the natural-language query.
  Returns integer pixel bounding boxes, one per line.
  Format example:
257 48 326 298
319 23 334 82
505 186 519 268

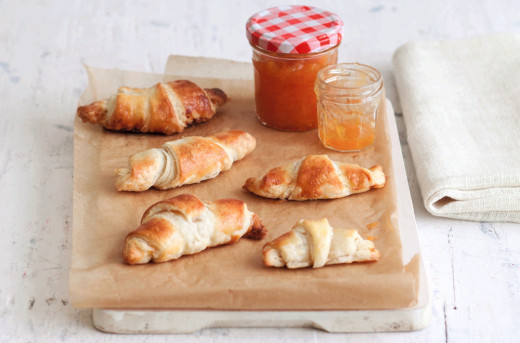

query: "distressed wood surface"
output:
1 1 519 342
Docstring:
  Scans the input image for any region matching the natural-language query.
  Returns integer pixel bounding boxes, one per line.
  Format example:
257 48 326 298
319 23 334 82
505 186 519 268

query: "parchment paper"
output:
70 57 418 310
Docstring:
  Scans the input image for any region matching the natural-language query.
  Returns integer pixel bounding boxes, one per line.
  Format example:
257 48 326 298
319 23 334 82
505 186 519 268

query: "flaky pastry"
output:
77 80 227 134
123 194 266 264
116 130 255 192
263 218 380 269
243 154 385 200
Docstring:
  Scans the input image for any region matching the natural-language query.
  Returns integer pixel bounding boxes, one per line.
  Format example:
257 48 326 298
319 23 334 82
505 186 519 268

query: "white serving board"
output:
91 93 431 333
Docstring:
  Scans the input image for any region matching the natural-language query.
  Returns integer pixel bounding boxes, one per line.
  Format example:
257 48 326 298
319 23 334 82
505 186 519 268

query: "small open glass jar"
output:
315 63 384 151
246 5 343 131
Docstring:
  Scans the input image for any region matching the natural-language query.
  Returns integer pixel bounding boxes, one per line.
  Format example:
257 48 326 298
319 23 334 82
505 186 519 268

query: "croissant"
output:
243 154 385 200
115 130 256 192
77 80 228 134
263 218 380 269
123 194 267 264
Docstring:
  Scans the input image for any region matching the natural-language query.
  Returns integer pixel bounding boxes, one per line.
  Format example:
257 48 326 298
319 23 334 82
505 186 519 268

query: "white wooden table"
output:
1 1 519 342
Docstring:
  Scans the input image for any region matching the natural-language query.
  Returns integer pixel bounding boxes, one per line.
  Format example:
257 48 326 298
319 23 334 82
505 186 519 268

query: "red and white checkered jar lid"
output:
246 5 343 54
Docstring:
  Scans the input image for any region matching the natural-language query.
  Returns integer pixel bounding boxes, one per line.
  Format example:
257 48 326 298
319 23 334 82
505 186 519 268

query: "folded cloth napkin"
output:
393 33 520 223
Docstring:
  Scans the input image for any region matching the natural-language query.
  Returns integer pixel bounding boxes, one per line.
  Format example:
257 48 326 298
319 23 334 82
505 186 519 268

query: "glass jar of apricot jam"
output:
315 63 384 151
246 5 343 131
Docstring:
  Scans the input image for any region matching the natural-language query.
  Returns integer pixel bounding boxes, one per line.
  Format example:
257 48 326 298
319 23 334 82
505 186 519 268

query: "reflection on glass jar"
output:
315 63 384 152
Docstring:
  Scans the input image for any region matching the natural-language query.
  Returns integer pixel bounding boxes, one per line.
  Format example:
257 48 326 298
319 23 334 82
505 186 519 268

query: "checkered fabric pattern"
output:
246 5 343 54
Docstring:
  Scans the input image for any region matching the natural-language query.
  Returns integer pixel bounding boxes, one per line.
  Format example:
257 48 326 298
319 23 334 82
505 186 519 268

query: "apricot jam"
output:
318 111 377 151
252 47 338 131
315 63 384 152
246 5 343 131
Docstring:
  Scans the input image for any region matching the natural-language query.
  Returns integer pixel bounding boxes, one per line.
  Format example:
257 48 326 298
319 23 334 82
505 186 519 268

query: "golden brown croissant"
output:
243 155 385 200
77 80 228 134
263 218 380 269
115 130 256 192
123 194 267 264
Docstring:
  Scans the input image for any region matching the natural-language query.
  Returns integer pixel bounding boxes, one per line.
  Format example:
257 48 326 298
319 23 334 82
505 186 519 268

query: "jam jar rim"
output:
251 44 340 61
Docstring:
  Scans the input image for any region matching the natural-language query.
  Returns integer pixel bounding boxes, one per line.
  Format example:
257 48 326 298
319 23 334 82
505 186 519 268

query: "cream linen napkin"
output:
393 33 520 223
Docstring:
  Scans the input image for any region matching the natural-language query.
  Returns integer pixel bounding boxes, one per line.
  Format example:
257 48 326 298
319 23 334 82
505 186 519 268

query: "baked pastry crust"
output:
262 218 380 269
115 130 256 192
123 194 266 264
77 80 227 134
243 154 385 200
